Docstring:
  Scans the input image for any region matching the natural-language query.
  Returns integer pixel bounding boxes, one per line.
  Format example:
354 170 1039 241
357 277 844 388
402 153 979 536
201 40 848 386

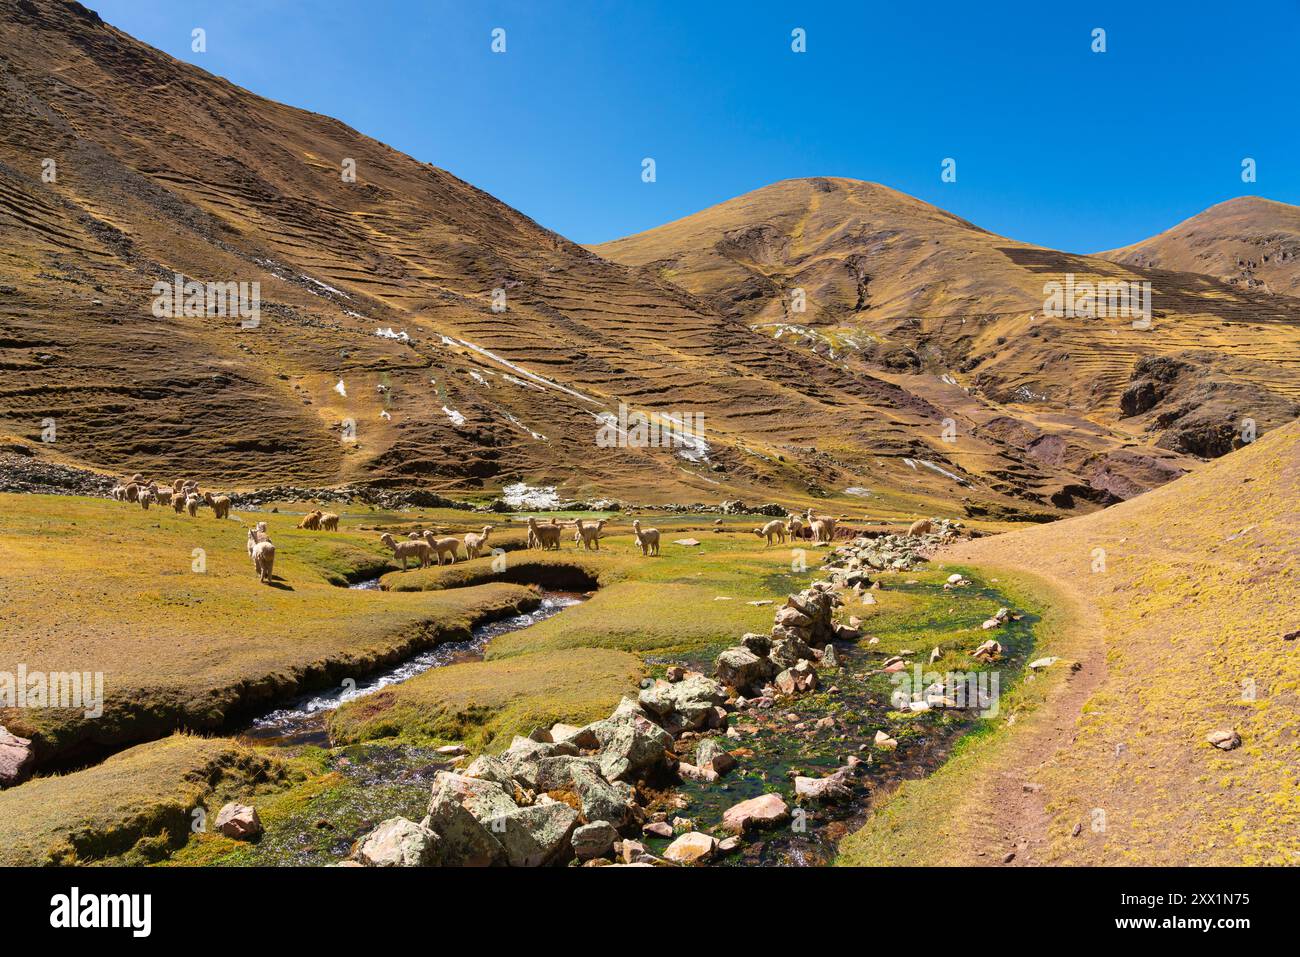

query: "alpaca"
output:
785 515 804 540
185 493 201 517
810 518 834 544
464 525 495 560
754 519 786 546
422 531 462 565
908 518 932 538
526 517 562 551
247 524 270 555
631 519 660 557
252 540 276 584
203 492 232 520
380 532 432 570
297 510 323 530
155 488 172 506
319 512 340 532
124 482 139 503
247 528 259 557
171 492 187 514
138 487 154 510
110 485 126 502
171 479 185 494
574 518 605 551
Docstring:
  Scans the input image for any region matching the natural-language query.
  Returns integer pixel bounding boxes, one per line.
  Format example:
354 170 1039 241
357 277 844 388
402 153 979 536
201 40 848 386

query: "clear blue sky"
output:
89 0 1299 253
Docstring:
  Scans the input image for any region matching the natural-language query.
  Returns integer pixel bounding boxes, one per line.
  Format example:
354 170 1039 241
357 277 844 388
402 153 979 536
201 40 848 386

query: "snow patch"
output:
501 483 561 509
442 406 466 427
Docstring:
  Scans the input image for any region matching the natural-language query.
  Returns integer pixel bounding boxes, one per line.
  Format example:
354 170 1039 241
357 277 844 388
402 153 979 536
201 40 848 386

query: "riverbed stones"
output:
572 821 619 860
715 646 777 692
496 802 579 867
0 727 33 788
663 831 718 864
695 737 735 774
355 817 440 867
972 639 1002 661
775 660 818 695
677 761 719 784
598 712 673 782
794 768 854 804
427 773 508 866
214 803 262 841
721 793 790 833
874 730 898 750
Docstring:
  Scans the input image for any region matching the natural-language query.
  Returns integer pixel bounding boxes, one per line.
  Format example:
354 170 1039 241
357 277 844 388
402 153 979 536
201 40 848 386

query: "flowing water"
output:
240 589 585 747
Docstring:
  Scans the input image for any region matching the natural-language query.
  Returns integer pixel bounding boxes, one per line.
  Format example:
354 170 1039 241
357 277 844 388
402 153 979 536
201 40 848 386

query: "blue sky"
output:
89 0 1299 253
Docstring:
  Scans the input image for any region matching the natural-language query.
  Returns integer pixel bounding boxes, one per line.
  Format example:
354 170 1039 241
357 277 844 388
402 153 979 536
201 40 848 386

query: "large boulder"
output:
462 754 517 788
430 770 519 822
598 714 673 782
715 647 776 691
721 793 790 833
770 636 816 669
572 821 619 860
355 817 440 867
427 772 509 866
0 727 33 788
497 801 580 867
568 763 636 827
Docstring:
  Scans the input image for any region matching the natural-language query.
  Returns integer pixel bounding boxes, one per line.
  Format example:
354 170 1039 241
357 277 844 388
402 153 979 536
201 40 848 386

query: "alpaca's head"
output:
380 533 396 546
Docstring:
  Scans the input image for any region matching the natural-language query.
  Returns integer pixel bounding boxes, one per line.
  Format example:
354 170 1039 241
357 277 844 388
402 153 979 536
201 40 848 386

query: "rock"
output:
355 817 440 867
972 639 1002 661
550 722 599 749
619 839 646 864
770 635 815 669
427 773 508 866
214 803 263 841
981 619 1001 630
598 713 673 782
717 836 741 854
1028 656 1059 670
643 821 674 838
946 573 964 584
740 632 772 656
774 606 813 629
436 744 467 756
794 768 854 803
774 660 818 695
695 737 735 774
572 821 619 860
568 763 636 827
497 802 579 867
0 727 34 788
663 831 718 865
929 646 942 664
673 538 701 546
1206 729 1242 751
431 770 518 822
874 730 898 750
462 754 517 787
677 761 719 784
821 643 840 668
715 646 776 691
722 793 790 833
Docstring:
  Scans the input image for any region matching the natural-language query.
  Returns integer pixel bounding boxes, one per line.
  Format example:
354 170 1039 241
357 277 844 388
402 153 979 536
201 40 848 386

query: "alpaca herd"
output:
752 508 835 546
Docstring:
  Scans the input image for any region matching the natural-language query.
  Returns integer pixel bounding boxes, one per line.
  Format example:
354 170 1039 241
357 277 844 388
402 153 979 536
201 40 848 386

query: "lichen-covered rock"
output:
572 821 619 860
497 801 579 867
775 660 818 695
770 636 815 669
569 763 636 827
598 713 673 782
715 646 776 690
695 737 735 775
427 773 508 866
794 768 854 803
0 727 34 788
663 831 718 864
355 817 440 867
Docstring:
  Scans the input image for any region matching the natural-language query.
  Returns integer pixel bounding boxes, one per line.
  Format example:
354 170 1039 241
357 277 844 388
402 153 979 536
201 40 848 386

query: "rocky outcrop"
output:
823 518 963 573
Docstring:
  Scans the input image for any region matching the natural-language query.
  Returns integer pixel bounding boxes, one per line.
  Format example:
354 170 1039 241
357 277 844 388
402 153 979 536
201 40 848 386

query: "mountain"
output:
1100 196 1300 297
595 179 1300 471
0 1 1295 519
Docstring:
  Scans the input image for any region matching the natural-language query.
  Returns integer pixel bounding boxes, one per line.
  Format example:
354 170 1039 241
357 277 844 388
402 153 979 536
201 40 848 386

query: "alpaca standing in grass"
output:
805 507 836 542
319 512 340 532
252 539 276 584
908 518 932 537
631 519 660 557
203 492 231 520
171 492 187 514
420 531 461 565
185 493 201 517
247 523 270 555
464 525 495 560
754 519 786 546
154 487 172 506
380 532 432 570
575 519 606 551
138 486 154 510
297 510 322 530
785 515 804 540
526 517 561 551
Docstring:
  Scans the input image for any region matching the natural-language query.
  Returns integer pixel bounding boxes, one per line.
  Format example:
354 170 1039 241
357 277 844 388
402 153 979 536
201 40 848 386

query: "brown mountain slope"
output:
1100 195 1300 297
596 178 1300 475
0 0 1169 518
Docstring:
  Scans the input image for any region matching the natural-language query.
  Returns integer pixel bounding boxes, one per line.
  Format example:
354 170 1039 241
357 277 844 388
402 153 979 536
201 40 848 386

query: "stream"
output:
240 587 585 747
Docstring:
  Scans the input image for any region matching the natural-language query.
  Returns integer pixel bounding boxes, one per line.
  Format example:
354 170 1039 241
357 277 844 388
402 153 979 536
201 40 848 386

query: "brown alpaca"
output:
203 492 232 520
526 517 561 551
297 510 323 530
380 532 432 570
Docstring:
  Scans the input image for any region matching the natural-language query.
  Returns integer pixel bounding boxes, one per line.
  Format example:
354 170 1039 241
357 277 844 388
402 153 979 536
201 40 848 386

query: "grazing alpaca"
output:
297 510 323 530
574 518 605 551
526 517 561 551
907 518 932 538
124 483 140 503
171 492 187 514
754 519 786 546
631 519 660 557
185 493 201 517
319 512 340 532
379 532 433 570
203 492 231 520
247 523 270 555
252 540 276 584
421 531 462 565
464 525 495 560
110 485 126 501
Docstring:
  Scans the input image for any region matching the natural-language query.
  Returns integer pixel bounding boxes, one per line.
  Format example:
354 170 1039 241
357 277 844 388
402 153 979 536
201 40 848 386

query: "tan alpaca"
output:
171 492 186 514
908 518 932 538
464 525 494 560
631 519 660 557
185 493 201 517
785 515 804 540
138 487 154 510
155 488 172 506
319 512 340 532
526 517 562 550
379 532 432 570
575 519 605 551
123 482 139 503
421 531 461 565
203 492 231 520
252 540 276 584
754 519 786 546
171 478 185 494
297 510 323 530
810 518 834 544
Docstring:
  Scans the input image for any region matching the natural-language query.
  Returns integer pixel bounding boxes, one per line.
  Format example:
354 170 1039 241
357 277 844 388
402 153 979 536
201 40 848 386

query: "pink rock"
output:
0 727 34 788
721 793 791 833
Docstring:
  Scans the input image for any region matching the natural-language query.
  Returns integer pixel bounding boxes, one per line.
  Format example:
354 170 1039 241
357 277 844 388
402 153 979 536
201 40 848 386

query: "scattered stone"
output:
874 730 898 751
1206 729 1242 751
775 660 818 695
436 744 467 756
642 821 673 838
929 646 942 664
821 643 840 668
214 803 263 841
696 737 736 774
715 646 777 691
496 802 579 867
673 538 702 546
677 761 719 784
972 639 1002 661
794 768 854 803
1027 656 1059 670
355 817 439 867
663 831 718 864
1002 851 1016 864
721 793 790 833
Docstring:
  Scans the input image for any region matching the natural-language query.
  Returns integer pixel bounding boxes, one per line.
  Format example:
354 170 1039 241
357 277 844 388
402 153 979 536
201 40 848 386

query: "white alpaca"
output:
155 488 172 506
380 532 432 570
138 487 154 510
464 525 494 560
247 523 270 556
575 519 605 551
785 515 804 540
754 519 786 546
631 519 660 557
185 493 201 517
319 512 340 532
252 540 276 584
421 531 462 565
